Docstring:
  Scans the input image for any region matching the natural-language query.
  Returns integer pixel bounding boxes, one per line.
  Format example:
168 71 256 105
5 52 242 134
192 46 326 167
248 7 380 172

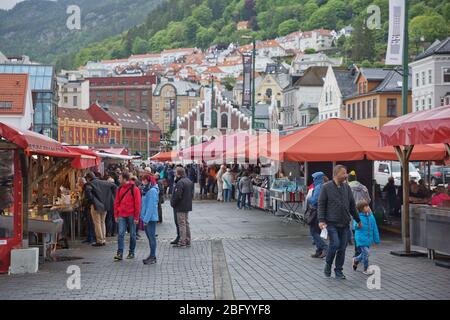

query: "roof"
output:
333 68 358 98
299 103 319 111
0 64 54 91
373 69 412 93
358 68 391 82
102 104 160 131
294 66 328 87
415 37 450 61
58 107 94 122
153 80 201 96
162 48 196 54
130 53 161 59
0 73 28 115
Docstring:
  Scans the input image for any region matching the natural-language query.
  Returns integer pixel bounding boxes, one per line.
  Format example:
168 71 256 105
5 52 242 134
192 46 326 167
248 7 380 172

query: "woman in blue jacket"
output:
353 200 380 275
141 175 160 265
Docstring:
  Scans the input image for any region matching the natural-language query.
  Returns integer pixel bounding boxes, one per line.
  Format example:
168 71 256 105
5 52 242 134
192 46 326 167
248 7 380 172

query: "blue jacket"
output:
140 185 159 224
308 172 324 208
353 212 380 248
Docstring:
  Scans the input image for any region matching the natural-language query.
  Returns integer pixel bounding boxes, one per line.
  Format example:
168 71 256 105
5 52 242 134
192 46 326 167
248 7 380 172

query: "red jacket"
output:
114 182 141 220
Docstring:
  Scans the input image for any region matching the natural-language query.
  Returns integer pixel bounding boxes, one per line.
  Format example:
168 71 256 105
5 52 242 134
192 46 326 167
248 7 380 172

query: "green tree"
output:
223 75 237 91
410 14 449 44
132 37 149 54
351 16 375 62
278 19 300 36
192 4 213 27
196 27 215 50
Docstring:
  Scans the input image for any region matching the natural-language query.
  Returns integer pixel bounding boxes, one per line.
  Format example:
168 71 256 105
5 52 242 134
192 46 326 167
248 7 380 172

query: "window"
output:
415 99 419 111
373 99 377 117
266 88 272 98
444 68 450 83
362 101 366 119
357 102 361 120
107 91 112 97
364 82 368 94
130 91 136 97
347 104 351 118
118 90 124 97
142 91 148 96
73 96 78 107
73 88 78 93
441 97 445 106
117 100 124 106
422 71 426 86
367 100 372 118
352 103 355 120
415 73 419 87
378 164 389 174
64 96 68 103
428 97 432 109
387 98 397 117
422 98 425 110
221 114 228 128
428 69 432 84
96 92 102 97
0 101 12 109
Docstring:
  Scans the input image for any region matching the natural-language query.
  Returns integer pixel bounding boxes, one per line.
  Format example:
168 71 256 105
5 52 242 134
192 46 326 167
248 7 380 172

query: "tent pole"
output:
427 161 431 190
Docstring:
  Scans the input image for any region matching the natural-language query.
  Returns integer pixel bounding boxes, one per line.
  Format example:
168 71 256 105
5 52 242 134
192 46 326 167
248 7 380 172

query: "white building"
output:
0 73 33 130
161 48 198 64
317 66 358 122
57 74 90 110
410 37 450 112
128 53 162 66
291 52 343 76
299 29 335 52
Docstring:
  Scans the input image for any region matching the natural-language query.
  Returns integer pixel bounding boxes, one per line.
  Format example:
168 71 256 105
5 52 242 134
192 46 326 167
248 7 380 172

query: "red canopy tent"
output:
150 151 180 162
266 119 447 162
65 146 100 169
178 140 214 161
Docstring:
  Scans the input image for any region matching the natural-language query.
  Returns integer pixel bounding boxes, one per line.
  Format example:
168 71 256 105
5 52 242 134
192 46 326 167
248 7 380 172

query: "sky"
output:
0 0 57 10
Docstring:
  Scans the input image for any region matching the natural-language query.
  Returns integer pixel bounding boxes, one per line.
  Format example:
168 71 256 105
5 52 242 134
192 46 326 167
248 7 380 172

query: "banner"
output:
242 53 252 107
204 87 212 126
385 0 405 65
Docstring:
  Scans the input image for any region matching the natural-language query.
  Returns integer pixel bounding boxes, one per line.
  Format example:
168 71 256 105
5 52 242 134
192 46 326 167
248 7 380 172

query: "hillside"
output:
0 0 163 64
72 0 450 69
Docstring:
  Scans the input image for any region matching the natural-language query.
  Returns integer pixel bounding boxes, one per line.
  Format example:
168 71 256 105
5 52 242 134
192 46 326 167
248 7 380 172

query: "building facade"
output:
410 37 450 112
58 74 90 110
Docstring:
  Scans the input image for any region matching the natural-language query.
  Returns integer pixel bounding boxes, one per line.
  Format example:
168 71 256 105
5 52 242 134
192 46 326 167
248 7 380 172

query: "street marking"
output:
211 239 235 300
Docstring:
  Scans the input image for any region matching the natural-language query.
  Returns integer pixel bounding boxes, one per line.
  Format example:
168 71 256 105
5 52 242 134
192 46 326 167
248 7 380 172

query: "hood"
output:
312 172 324 186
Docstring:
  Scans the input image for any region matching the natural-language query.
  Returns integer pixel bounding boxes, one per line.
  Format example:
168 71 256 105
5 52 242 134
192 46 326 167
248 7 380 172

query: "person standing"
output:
167 164 175 196
318 165 361 279
207 165 217 199
113 172 142 261
170 167 193 248
222 168 233 202
186 164 198 198
78 177 96 245
141 175 159 265
216 165 226 202
199 164 208 200
238 171 252 210
154 172 164 223
84 172 116 247
307 172 328 259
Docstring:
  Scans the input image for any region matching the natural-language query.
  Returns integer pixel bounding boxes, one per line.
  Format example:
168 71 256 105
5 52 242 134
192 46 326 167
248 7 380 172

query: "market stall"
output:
380 105 450 260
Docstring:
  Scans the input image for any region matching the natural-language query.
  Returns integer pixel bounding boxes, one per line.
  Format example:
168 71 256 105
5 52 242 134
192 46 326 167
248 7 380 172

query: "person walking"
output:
352 200 380 275
84 172 116 247
207 165 217 199
141 175 159 265
113 172 142 261
199 164 208 200
307 172 328 259
318 165 362 279
78 177 96 245
170 167 193 248
216 165 226 202
235 172 243 209
222 168 233 202
238 171 252 210
186 164 198 198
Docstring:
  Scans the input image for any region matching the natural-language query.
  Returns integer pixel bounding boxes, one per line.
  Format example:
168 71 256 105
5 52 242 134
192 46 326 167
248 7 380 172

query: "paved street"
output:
0 201 449 300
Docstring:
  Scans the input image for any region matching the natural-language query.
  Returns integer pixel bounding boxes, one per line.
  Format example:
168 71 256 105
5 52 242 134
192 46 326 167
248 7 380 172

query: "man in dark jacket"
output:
318 165 362 279
85 172 117 247
170 167 193 248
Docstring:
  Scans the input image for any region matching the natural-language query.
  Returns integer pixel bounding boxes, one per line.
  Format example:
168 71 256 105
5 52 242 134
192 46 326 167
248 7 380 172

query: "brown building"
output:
88 75 157 117
343 68 412 130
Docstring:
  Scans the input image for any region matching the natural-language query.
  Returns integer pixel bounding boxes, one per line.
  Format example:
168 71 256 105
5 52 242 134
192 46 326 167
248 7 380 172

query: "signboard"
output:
242 53 252 107
97 128 109 137
204 88 212 126
385 0 405 65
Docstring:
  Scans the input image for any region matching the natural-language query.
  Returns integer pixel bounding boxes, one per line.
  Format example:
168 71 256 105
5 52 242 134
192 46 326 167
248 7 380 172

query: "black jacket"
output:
318 181 360 227
170 177 193 213
85 178 117 213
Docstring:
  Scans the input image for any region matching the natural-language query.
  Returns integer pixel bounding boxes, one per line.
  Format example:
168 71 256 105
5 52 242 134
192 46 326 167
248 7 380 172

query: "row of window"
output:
94 81 152 86
346 99 382 120
0 101 12 109
95 90 149 97
415 68 450 87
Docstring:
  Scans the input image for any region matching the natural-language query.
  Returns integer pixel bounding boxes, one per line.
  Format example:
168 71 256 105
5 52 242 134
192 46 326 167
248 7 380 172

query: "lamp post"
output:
146 121 150 161
242 35 256 130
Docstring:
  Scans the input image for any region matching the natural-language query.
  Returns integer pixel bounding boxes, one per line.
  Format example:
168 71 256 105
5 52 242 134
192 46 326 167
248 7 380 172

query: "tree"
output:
410 14 449 44
196 27 215 50
185 16 200 43
223 75 237 91
278 19 300 36
192 4 213 27
351 16 375 62
304 48 317 54
132 37 149 54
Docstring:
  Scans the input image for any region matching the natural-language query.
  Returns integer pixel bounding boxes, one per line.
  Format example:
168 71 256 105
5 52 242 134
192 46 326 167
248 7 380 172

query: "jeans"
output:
325 225 349 273
173 209 180 242
106 209 116 236
223 189 232 202
239 193 251 208
158 202 163 223
355 246 370 270
144 221 157 258
199 181 208 196
117 216 136 254
176 211 191 245
236 190 242 208
84 206 96 242
310 223 328 253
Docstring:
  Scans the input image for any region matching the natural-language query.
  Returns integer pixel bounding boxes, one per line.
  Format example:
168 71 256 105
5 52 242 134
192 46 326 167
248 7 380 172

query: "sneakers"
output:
363 269 374 275
324 264 332 278
173 243 187 248
311 251 322 258
352 258 359 271
92 243 103 247
143 256 157 265
126 252 135 259
170 239 179 245
114 252 123 261
335 271 346 280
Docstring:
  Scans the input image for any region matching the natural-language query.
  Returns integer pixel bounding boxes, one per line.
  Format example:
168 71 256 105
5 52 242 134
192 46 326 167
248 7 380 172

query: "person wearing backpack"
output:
113 172 142 261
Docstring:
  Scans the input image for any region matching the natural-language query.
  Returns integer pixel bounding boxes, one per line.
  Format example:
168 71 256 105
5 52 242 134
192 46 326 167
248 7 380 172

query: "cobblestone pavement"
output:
0 201 449 300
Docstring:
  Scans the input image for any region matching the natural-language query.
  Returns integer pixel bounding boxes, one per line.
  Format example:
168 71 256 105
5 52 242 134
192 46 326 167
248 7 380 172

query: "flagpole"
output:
402 0 409 116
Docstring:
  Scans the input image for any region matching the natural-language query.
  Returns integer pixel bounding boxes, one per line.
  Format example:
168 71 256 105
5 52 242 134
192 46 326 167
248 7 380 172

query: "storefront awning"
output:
150 151 180 162
380 105 450 146
65 146 100 169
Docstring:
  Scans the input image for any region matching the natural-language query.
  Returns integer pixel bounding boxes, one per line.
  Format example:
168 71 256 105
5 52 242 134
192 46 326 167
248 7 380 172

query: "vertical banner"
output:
385 0 405 65
204 88 212 126
242 53 253 107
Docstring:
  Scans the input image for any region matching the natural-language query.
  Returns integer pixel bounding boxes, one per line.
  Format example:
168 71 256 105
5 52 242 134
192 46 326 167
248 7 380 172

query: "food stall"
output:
380 105 450 262
0 123 99 272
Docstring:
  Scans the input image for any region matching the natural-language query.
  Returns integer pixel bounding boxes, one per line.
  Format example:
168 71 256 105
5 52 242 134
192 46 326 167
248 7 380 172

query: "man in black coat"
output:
170 167 193 248
85 172 117 246
318 165 362 279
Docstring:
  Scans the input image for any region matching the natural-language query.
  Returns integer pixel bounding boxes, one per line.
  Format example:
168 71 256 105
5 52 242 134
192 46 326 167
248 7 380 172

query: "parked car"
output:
421 165 450 186
374 161 421 187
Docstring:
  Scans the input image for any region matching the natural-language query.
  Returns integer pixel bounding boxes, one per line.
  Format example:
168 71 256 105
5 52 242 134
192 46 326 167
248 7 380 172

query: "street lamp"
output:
241 35 256 130
145 121 150 161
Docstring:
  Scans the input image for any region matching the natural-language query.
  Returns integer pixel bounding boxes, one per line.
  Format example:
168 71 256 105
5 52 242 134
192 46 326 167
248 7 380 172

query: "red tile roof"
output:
58 107 94 122
0 73 28 115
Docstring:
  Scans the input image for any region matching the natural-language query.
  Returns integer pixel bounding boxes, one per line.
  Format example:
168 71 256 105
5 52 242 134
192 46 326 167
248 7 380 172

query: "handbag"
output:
304 205 318 225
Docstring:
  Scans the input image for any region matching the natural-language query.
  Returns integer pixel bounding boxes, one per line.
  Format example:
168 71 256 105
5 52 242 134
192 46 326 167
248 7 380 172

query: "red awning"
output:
0 122 76 158
150 151 180 162
94 147 129 156
267 119 447 162
380 105 450 146
179 140 215 161
65 146 100 169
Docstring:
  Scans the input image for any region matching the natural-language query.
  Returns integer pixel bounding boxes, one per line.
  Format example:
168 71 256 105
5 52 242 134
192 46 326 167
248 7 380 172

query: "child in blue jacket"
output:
140 175 160 265
352 200 380 275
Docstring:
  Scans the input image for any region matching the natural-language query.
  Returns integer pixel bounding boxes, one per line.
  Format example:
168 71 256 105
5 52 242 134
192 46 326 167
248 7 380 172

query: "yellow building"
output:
256 73 290 109
343 68 412 130
152 80 203 134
